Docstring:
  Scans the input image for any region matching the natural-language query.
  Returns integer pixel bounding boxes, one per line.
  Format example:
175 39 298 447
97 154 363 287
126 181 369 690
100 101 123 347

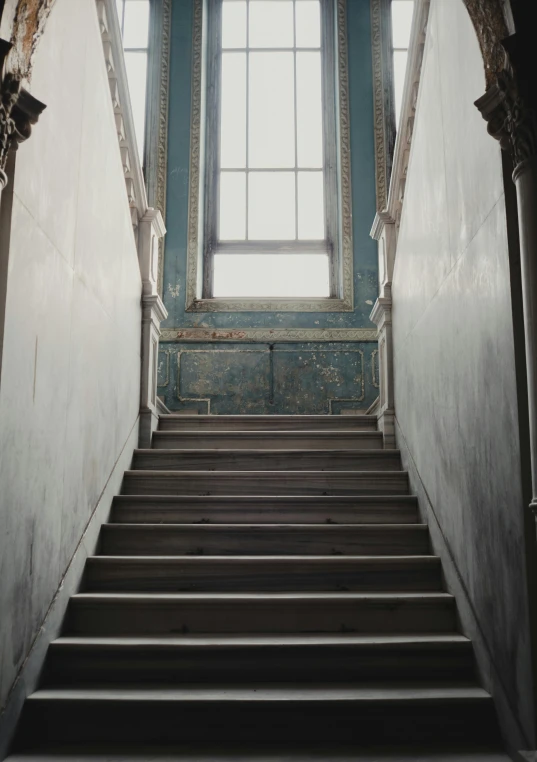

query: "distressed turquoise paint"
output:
160 0 379 414
158 342 379 414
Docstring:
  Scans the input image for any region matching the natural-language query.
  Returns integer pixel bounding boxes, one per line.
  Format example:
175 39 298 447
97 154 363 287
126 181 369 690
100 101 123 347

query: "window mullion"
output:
293 0 298 242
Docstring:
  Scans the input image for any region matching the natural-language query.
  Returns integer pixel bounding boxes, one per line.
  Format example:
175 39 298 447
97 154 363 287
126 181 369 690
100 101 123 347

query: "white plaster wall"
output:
392 0 534 748
0 0 142 711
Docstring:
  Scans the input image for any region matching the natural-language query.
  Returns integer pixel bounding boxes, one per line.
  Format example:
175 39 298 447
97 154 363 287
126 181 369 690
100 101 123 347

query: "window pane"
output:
249 1 294 48
213 254 330 297
123 0 150 48
296 52 323 168
298 171 324 239
220 172 246 240
124 51 148 159
248 172 295 239
391 0 414 49
222 1 247 48
221 53 246 168
393 49 408 128
295 1 321 48
249 52 295 168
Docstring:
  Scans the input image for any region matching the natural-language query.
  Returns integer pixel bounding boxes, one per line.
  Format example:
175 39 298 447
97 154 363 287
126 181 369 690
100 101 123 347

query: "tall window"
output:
116 0 150 161
204 0 339 299
391 0 413 128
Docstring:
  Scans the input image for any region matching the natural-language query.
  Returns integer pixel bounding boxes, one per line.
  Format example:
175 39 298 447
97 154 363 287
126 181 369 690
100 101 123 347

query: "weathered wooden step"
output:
152 431 384 451
66 592 456 635
98 524 429 557
18 684 496 745
159 415 378 432
122 471 409 497
84 555 441 592
132 450 401 472
111 495 419 525
44 634 474 685
3 742 513 762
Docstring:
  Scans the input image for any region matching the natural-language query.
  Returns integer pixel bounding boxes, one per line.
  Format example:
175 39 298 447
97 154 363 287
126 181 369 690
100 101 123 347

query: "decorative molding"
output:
370 0 395 214
185 0 204 310
371 0 430 236
153 0 172 296
371 347 379 388
95 0 148 230
161 327 378 342
183 0 354 314
462 0 511 88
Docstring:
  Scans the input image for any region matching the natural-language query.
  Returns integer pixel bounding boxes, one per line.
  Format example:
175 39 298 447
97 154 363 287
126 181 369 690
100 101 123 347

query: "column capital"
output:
475 33 537 178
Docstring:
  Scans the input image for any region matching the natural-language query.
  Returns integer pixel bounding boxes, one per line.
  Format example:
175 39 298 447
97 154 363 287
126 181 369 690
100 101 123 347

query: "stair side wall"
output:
391 0 536 752
0 0 142 750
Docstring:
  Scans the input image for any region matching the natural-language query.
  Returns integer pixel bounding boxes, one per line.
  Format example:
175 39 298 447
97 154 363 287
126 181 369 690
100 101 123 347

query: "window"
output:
203 0 339 299
391 0 413 128
116 0 150 161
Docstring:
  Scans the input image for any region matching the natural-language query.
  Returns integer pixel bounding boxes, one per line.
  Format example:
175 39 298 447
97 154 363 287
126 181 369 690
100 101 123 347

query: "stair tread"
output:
52 634 471 646
73 592 453 600
89 554 438 560
113 495 418 502
3 745 513 762
29 683 489 701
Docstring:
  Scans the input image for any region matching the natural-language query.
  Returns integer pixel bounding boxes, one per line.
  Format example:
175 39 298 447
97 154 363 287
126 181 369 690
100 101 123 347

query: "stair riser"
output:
132 451 401 472
84 559 441 592
122 472 409 497
159 416 378 432
44 644 475 685
111 501 419 525
18 700 497 745
152 434 385 451
99 526 429 557
66 598 456 635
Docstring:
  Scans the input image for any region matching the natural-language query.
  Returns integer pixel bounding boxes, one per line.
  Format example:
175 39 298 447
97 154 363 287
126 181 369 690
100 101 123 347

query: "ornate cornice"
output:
161 327 378 342
475 33 537 176
0 59 46 186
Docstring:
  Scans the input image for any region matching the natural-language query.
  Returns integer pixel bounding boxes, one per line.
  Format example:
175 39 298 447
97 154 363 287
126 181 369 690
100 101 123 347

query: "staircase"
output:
9 414 505 758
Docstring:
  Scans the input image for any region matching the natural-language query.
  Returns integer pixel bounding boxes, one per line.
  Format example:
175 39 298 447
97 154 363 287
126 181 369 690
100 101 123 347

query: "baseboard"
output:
0 415 140 760
395 415 531 755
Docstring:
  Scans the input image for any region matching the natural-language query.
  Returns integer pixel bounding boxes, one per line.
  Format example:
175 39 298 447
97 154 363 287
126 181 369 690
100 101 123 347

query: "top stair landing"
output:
158 415 378 432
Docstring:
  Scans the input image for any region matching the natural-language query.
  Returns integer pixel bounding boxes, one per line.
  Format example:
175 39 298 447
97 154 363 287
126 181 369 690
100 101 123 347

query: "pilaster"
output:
138 209 168 447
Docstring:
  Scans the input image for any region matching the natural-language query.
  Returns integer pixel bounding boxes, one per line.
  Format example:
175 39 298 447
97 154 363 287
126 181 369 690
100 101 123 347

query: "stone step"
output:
122 471 409 496
111 495 419 525
98 524 430 557
3 743 513 762
66 592 456 635
132 450 402 472
84 555 442 592
158 415 378 432
17 684 496 745
151 431 385 451
43 634 475 685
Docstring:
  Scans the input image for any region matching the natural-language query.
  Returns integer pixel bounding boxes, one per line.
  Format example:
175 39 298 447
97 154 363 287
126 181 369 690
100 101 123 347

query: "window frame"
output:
203 0 342 302
185 0 353 312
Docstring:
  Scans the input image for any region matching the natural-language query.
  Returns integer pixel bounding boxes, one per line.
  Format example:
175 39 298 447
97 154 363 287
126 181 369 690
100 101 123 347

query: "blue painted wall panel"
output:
159 0 379 413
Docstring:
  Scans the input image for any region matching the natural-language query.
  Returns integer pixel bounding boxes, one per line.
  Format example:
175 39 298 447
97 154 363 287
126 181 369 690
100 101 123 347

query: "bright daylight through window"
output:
116 0 150 161
207 0 338 299
391 0 414 129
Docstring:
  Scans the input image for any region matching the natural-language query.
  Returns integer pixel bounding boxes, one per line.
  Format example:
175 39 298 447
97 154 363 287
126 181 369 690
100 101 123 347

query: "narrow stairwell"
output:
8 414 507 759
